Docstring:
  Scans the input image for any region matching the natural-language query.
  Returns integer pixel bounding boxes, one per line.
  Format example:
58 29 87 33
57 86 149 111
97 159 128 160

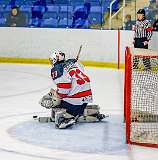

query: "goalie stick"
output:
76 45 83 61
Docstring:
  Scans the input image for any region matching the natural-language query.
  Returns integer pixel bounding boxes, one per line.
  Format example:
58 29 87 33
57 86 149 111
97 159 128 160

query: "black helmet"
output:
137 9 145 15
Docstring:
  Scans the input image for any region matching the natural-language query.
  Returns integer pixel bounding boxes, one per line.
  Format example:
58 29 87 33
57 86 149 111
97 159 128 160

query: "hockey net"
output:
124 47 158 147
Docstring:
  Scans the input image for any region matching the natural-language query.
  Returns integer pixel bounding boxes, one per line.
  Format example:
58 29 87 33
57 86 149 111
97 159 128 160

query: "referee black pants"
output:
133 38 151 70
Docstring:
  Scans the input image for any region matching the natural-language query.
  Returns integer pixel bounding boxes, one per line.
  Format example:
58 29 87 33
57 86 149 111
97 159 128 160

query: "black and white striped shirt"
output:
134 19 153 41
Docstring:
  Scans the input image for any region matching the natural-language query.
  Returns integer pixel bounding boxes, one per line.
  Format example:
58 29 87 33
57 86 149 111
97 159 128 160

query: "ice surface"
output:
0 63 158 160
8 116 127 155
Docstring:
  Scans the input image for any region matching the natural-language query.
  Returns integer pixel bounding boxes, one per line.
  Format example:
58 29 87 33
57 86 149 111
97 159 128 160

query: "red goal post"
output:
124 47 158 147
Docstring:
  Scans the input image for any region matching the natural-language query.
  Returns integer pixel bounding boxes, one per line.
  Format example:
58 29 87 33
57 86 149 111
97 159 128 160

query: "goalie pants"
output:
133 37 151 70
60 100 87 117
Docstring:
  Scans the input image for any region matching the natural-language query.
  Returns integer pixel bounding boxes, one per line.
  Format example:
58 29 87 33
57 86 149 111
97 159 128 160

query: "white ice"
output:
0 63 158 160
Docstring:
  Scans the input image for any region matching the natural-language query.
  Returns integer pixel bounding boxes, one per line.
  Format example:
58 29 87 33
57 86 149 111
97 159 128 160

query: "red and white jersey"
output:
51 59 93 105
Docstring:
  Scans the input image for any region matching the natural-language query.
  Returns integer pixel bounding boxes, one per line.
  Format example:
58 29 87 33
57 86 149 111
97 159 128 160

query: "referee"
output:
133 9 153 70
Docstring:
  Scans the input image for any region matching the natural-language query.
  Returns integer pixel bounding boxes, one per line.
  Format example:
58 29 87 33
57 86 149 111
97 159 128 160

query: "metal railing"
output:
109 0 125 29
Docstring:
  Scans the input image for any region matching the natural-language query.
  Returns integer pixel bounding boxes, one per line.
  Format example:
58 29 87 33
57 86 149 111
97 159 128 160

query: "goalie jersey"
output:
51 59 93 105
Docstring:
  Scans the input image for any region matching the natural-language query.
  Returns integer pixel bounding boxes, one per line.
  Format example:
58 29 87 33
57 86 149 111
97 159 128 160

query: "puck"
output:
33 115 38 119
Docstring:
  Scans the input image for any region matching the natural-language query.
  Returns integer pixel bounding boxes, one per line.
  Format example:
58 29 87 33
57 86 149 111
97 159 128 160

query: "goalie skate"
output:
55 110 76 129
77 113 108 123
57 118 76 129
95 113 107 121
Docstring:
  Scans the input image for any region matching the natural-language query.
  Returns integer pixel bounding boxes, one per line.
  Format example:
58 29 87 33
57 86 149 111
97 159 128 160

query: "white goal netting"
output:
125 48 158 146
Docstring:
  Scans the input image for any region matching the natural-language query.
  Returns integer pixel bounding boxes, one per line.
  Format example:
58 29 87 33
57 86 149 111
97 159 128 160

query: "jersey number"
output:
69 69 90 85
51 71 58 79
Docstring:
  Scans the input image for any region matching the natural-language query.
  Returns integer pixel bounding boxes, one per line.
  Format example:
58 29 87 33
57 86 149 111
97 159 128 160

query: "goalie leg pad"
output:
77 115 99 122
82 105 108 122
38 117 53 123
55 110 76 129
84 105 100 116
51 107 66 118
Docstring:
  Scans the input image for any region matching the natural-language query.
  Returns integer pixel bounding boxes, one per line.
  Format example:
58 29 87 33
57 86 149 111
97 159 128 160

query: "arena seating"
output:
0 0 116 28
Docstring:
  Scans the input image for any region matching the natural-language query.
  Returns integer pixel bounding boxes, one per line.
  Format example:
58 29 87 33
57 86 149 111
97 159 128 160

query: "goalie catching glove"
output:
39 89 61 109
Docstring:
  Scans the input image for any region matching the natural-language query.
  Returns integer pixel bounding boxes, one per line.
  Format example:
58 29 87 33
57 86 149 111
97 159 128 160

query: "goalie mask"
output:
49 51 65 66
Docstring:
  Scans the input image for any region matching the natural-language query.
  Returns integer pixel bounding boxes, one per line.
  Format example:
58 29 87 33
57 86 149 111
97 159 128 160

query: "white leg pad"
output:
84 105 100 116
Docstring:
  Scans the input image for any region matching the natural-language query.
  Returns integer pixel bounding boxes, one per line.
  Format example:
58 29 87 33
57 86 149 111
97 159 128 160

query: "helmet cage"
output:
49 51 65 66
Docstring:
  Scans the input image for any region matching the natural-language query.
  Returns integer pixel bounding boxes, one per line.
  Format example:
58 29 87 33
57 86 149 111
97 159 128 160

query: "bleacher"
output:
0 0 117 28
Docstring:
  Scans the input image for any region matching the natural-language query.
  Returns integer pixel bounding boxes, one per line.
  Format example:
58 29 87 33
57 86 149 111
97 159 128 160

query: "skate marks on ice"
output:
7 114 128 155
0 68 52 99
0 113 129 160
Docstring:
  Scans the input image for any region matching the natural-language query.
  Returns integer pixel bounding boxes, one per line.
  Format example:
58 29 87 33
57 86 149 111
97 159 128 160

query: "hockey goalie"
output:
39 50 106 129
